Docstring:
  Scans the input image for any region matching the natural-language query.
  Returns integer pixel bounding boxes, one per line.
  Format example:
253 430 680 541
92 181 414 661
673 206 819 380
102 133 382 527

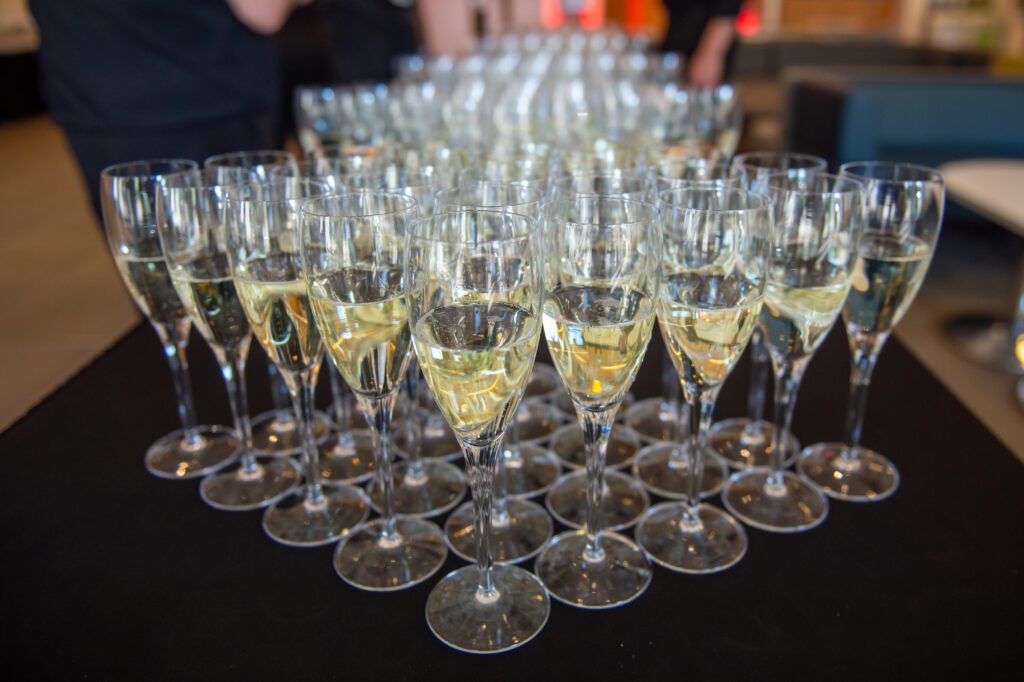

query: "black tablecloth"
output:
1 322 1021 680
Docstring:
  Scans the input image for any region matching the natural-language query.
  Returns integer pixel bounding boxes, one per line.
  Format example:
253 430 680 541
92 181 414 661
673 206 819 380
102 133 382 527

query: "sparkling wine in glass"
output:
722 172 863 532
799 162 944 501
411 209 550 653
534 195 660 609
228 178 370 546
634 188 771 573
302 190 449 589
157 167 301 509
101 159 240 479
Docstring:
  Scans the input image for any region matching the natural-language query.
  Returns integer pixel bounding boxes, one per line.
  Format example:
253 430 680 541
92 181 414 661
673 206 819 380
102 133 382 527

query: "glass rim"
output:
552 197 661 227
227 178 333 205
435 182 545 208
839 160 944 185
100 158 198 180
407 208 539 246
731 152 828 170
300 189 419 219
203 149 295 168
659 187 773 215
760 171 865 196
159 166 255 191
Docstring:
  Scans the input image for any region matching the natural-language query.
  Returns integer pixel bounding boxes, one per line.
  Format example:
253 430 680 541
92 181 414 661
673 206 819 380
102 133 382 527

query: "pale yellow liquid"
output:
171 254 250 353
114 255 187 326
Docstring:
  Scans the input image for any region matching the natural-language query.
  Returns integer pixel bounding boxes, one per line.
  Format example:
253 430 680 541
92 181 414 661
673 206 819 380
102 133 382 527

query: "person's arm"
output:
686 1 741 88
225 0 311 35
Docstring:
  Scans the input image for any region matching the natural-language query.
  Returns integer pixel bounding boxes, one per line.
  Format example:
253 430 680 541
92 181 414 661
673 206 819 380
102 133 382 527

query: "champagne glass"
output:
709 152 828 470
535 195 660 609
635 188 771 573
433 183 556 565
101 159 240 478
411 209 550 653
157 168 302 508
722 173 863 532
205 150 331 456
302 190 449 589
799 162 945 501
227 178 370 546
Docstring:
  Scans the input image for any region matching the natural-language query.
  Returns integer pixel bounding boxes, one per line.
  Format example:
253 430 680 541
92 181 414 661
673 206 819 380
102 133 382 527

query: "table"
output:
1 322 1021 679
942 159 1024 377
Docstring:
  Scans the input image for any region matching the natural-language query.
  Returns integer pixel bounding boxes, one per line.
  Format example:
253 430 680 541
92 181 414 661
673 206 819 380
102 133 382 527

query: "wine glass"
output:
799 162 945 501
227 178 370 546
411 209 550 653
101 159 240 478
708 152 828 470
157 167 302 508
534 195 660 609
433 183 556 565
302 189 449 588
205 150 331 457
722 173 863 532
634 188 771 573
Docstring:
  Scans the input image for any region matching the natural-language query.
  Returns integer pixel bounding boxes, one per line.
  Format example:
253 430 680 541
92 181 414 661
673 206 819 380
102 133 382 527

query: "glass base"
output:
524 363 562 401
444 498 553 565
550 423 640 471
145 425 240 480
498 443 562 499
392 419 462 463
367 459 467 518
199 457 302 511
631 442 728 499
319 429 375 484
250 409 331 457
708 418 800 469
624 397 682 444
798 443 900 502
722 468 828 533
426 564 550 654
635 502 747 574
333 517 447 591
545 470 650 532
535 530 652 609
515 399 567 445
262 483 369 547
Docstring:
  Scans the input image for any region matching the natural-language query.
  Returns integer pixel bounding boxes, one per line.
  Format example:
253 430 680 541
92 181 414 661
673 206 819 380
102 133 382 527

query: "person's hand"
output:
686 48 725 89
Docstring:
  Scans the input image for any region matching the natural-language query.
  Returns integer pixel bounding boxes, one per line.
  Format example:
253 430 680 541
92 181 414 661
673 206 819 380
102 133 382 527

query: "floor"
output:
0 114 1021 463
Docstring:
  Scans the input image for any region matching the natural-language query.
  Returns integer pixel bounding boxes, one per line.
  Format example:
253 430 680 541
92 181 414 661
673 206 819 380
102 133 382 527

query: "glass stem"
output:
746 328 770 426
268 363 293 424
843 332 885 461
364 392 400 540
463 438 502 601
403 359 426 478
494 435 511 524
160 323 199 444
291 372 324 506
682 381 721 516
580 407 616 563
221 349 258 476
767 357 808 491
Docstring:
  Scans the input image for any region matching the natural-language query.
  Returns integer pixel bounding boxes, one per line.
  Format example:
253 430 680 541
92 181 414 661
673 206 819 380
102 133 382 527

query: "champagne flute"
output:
101 159 240 479
157 168 302 508
227 178 370 546
535 195 660 609
412 209 550 653
708 152 827 470
433 182 556 564
302 190 449 589
205 150 331 457
722 173 863 532
635 188 771 573
799 162 945 501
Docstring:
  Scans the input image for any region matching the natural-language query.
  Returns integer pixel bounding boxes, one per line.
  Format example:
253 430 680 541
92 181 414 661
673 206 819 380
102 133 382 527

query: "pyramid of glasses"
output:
101 26 945 655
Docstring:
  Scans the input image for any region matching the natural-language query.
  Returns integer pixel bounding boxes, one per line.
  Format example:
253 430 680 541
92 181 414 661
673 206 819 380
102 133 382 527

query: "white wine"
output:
760 254 850 361
234 254 322 381
114 255 187 326
309 266 412 398
658 272 761 389
543 285 655 411
844 231 930 337
414 302 539 444
171 254 250 353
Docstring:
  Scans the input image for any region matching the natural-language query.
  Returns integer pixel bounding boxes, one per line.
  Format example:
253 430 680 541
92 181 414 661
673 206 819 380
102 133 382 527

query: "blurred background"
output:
2 0 1023 458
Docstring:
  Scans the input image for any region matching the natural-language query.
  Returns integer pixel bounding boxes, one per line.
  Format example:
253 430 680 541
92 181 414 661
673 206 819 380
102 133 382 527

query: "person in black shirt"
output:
29 0 308 217
661 0 741 88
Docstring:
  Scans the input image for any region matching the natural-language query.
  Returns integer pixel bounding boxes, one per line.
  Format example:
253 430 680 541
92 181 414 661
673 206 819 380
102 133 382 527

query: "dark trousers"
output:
64 111 277 220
